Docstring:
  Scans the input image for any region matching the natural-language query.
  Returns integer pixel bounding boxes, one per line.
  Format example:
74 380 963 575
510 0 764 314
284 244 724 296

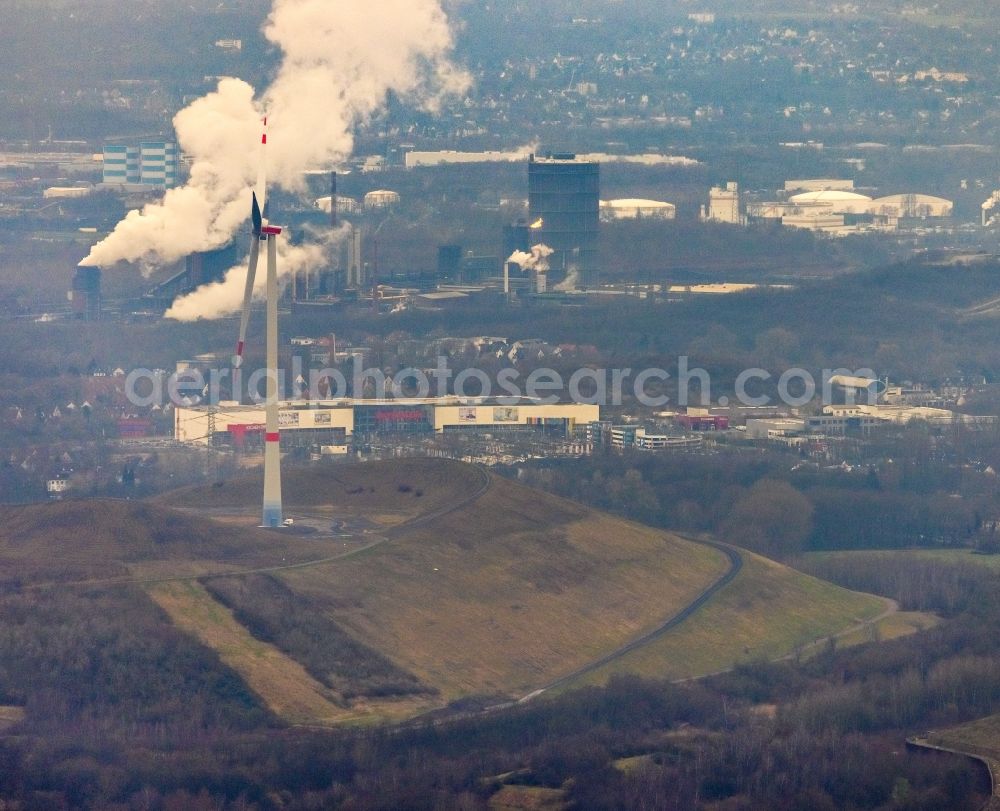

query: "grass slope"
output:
926 714 1000 764
804 549 1000 572
158 457 486 522
0 499 323 584
0 459 907 726
147 580 349 726
575 550 890 685
271 465 733 700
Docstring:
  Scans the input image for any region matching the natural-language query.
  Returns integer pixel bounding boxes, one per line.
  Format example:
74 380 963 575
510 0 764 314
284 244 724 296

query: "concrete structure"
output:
175 398 599 446
881 386 939 406
314 195 360 215
674 414 729 431
781 213 846 231
787 190 873 214
869 194 953 219
600 198 675 221
528 154 600 288
745 418 808 440
610 425 641 449
825 404 997 427
703 181 741 224
784 179 856 193
43 185 92 199
346 226 364 288
636 431 704 450
70 266 101 320
404 150 698 169
667 283 770 295
747 413 883 439
46 478 71 497
261 224 284 528
102 141 178 189
363 189 400 209
142 244 239 309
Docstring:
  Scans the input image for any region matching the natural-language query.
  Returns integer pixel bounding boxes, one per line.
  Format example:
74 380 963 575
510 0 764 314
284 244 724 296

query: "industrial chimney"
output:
330 171 338 229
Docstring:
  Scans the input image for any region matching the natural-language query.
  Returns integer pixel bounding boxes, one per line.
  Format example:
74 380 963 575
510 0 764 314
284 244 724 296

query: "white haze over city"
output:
79 0 469 321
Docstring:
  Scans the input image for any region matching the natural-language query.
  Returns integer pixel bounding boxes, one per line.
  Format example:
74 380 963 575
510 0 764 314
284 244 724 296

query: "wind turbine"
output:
233 116 284 528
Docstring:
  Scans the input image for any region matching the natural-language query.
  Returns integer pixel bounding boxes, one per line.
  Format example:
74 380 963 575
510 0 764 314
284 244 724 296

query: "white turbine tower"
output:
233 117 283 528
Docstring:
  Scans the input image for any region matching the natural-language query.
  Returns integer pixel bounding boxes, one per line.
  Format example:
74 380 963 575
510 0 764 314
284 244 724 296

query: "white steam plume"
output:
553 267 581 292
164 238 329 322
506 243 554 273
83 0 469 317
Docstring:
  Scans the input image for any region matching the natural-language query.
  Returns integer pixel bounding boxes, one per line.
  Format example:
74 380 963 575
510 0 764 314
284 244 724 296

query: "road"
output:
517 539 744 701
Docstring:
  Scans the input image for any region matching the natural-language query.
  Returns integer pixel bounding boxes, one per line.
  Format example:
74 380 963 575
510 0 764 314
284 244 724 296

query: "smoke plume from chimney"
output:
506 243 554 273
82 0 469 320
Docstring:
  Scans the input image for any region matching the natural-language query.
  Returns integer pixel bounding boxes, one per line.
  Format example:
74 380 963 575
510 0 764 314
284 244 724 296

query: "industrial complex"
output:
174 397 600 449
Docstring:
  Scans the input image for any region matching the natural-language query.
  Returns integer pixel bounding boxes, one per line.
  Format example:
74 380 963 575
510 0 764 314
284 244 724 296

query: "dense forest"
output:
511 420 1000 558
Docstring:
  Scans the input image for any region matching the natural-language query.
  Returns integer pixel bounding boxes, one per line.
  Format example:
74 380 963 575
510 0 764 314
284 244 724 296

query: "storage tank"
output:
600 198 676 221
363 189 400 209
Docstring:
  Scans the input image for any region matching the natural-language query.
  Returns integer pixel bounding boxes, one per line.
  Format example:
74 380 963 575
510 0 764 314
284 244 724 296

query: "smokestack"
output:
330 171 337 229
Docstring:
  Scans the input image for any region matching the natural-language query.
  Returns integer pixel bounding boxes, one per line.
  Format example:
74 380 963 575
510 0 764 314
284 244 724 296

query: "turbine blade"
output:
251 191 263 237
233 233 260 369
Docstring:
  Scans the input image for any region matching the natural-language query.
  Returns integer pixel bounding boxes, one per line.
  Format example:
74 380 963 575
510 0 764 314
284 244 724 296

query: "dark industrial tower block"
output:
528 153 600 288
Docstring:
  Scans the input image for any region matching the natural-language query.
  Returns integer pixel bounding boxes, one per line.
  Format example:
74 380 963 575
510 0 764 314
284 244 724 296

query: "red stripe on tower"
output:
265 432 280 443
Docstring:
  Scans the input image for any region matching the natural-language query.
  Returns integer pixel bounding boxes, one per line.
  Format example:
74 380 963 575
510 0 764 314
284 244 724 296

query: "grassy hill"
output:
570 550 890 686
0 499 323 585
0 458 905 726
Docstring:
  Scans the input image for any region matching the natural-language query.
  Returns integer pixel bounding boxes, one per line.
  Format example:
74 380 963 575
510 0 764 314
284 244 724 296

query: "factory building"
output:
102 141 178 189
701 182 742 224
528 154 600 288
502 222 531 258
70 266 101 320
175 397 600 447
746 414 883 439
141 244 239 309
